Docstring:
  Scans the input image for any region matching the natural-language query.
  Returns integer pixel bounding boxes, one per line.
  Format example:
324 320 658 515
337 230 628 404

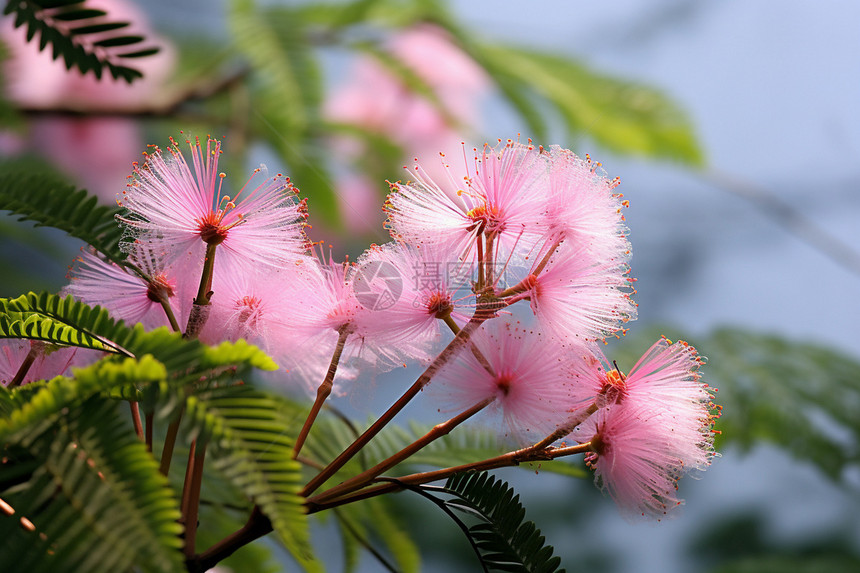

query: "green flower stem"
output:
310 396 495 505
292 324 351 459
300 311 492 498
158 296 182 333
185 243 218 338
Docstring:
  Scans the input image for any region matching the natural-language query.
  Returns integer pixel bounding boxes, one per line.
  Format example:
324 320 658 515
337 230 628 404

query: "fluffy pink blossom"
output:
64 248 193 330
117 136 309 272
385 140 551 260
352 241 475 346
285 252 428 389
544 147 630 262
432 320 579 442
515 241 637 342
567 337 719 519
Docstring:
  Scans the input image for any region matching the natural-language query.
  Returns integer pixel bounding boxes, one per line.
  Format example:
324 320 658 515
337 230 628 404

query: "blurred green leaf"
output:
229 0 341 226
458 40 703 164
0 160 126 265
0 398 184 573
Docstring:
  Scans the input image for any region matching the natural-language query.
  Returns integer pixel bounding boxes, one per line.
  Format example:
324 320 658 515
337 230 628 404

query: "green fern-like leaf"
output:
0 397 183 573
0 292 277 374
183 384 321 572
0 354 166 442
442 471 565 573
0 161 126 264
3 0 159 82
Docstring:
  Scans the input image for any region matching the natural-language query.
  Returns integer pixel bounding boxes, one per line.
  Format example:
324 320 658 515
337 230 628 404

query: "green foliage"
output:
0 355 165 442
183 384 320 572
461 41 703 164
3 0 160 82
612 326 860 481
439 471 565 573
228 0 341 225
0 162 127 264
0 292 278 375
0 398 184 573
330 497 421 573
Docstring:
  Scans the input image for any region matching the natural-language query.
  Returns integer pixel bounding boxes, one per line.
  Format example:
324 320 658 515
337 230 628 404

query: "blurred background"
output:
1 1 859 572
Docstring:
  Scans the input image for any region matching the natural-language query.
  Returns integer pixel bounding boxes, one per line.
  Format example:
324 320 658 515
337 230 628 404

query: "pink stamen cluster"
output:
54 134 721 520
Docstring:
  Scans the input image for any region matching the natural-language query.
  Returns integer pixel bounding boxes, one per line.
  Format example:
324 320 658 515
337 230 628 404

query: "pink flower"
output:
118 136 309 272
544 147 630 262
567 337 719 519
432 320 579 442
518 241 637 342
352 241 475 346
1 340 81 386
324 24 488 144
64 248 192 330
285 251 428 388
385 140 550 259
324 24 488 228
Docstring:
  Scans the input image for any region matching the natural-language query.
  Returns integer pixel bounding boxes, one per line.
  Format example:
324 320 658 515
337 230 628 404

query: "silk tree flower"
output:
507 241 637 343
544 146 630 263
431 320 579 442
566 337 719 519
196 259 344 393
64 248 193 330
385 139 551 260
117 135 309 273
285 251 429 389
352 241 476 346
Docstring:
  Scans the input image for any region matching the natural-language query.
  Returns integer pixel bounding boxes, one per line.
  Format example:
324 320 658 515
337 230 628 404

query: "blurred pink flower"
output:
1 340 81 386
1 0 175 202
65 247 194 331
324 24 489 233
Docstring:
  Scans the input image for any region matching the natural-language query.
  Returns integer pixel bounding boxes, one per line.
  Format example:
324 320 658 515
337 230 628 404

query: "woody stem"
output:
293 325 351 459
309 396 495 504
299 312 491 497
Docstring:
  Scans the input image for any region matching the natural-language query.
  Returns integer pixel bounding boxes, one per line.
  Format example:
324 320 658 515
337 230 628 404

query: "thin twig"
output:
129 402 144 440
300 312 490 498
310 396 494 504
293 325 351 459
